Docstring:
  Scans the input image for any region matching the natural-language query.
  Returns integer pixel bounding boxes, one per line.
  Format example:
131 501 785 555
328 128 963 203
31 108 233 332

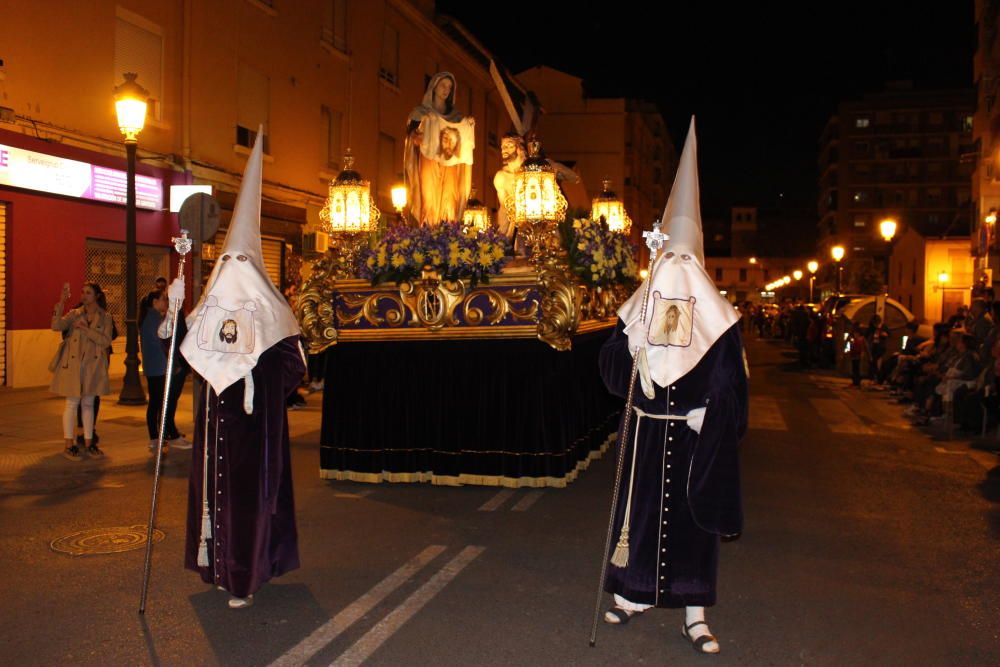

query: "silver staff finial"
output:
173 229 193 256
642 220 669 264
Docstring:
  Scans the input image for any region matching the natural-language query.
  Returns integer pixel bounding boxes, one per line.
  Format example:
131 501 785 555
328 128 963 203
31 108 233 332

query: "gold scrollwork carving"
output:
337 291 409 328
296 250 339 353
536 268 581 351
463 288 539 326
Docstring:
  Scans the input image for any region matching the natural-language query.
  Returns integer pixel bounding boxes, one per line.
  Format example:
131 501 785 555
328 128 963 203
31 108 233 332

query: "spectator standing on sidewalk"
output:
867 315 889 383
848 322 870 388
50 282 112 461
140 289 189 452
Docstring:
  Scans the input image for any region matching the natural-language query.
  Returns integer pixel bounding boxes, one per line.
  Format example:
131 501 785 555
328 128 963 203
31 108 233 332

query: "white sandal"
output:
228 594 254 609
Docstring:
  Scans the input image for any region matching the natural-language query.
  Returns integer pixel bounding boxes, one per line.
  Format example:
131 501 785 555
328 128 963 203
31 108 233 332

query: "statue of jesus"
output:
404 72 475 225
493 132 526 238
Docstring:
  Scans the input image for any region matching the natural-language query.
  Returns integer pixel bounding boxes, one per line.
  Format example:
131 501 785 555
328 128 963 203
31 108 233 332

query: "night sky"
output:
437 0 973 254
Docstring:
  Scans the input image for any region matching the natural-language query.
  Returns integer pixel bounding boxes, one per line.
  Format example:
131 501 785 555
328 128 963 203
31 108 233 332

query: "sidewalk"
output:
0 378 323 493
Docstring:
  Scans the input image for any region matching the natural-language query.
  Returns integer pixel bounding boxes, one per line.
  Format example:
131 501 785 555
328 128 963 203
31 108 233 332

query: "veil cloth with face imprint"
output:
404 72 475 225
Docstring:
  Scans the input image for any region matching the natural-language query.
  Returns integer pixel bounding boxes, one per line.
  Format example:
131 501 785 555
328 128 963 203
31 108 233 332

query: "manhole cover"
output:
50 525 165 556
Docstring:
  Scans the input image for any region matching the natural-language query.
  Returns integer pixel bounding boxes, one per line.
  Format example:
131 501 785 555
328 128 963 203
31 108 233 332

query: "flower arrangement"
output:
358 221 509 286
561 217 639 286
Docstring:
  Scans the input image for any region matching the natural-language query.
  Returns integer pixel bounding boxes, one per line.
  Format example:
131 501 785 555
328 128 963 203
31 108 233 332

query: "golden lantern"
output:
462 188 490 233
391 184 408 214
807 260 819 274
591 179 632 234
507 135 567 225
113 72 149 143
320 150 380 234
831 245 845 262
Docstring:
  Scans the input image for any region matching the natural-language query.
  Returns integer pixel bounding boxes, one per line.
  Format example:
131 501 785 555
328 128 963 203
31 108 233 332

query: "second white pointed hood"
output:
181 130 300 395
617 117 738 389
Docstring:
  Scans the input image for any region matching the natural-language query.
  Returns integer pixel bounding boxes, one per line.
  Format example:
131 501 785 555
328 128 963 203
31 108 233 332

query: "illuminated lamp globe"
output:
462 188 491 233
793 269 803 281
591 179 631 234
879 218 898 242
506 135 567 225
831 245 845 262
113 72 149 143
807 260 819 274
320 150 380 234
391 184 408 214
783 275 791 285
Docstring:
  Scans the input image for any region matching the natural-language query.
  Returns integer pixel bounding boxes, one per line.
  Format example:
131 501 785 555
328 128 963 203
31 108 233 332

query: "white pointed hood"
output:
181 129 300 395
617 117 738 389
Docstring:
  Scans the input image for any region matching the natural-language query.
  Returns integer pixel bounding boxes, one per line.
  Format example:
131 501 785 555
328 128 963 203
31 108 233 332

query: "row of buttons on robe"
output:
660 405 676 596
214 398 226 580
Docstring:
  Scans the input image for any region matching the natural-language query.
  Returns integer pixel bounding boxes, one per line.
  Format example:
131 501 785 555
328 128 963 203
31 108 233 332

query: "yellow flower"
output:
413 251 425 264
391 252 406 268
448 241 461 267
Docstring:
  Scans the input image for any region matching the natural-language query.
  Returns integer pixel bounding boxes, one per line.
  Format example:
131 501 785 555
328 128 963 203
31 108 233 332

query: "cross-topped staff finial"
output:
172 229 193 256
643 220 669 265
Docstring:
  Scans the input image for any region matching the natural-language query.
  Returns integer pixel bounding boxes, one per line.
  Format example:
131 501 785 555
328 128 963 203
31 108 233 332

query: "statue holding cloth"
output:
404 72 475 225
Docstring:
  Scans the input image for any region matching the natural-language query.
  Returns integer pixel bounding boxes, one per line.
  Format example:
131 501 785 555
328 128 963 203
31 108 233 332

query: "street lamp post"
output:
831 245 845 295
939 271 949 321
114 73 149 406
807 259 818 302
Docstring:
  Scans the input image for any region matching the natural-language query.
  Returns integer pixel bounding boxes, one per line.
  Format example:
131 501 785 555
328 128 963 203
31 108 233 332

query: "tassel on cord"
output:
610 527 630 568
197 388 212 568
610 412 644 569
243 374 254 415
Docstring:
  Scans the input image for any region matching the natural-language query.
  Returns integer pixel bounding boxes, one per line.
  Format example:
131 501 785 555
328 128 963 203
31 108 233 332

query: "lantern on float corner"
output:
462 188 490 233
591 178 631 234
320 150 380 234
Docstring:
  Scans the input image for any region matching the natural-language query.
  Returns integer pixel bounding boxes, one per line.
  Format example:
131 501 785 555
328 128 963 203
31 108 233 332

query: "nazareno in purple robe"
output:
185 336 306 598
599 320 747 608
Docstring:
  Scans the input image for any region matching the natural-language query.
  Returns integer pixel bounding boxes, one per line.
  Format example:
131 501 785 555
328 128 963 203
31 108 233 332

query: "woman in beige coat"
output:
51 282 113 461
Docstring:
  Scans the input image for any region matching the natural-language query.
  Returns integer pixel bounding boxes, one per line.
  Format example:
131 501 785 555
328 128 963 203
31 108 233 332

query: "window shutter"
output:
115 17 163 119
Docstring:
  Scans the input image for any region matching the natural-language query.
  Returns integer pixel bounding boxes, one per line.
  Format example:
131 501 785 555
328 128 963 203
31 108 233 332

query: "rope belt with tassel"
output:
610 406 688 569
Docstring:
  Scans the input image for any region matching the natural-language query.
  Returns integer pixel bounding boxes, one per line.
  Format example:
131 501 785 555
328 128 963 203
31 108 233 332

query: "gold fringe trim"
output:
318 433 613 489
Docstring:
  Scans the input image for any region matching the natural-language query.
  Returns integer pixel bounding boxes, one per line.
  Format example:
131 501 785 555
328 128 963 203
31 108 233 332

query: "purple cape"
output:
185 336 306 598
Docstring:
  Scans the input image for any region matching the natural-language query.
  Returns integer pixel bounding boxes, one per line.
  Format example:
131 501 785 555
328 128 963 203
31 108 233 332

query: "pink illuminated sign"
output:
0 143 163 209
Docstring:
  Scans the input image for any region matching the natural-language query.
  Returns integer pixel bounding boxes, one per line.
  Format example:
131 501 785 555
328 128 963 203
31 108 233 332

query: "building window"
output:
854 141 869 155
115 11 164 121
739 268 747 282
962 114 974 132
855 117 871 128
928 213 940 225
237 62 269 152
715 267 723 281
894 190 904 205
380 24 399 86
852 191 868 204
763 269 770 281
853 215 867 228
321 0 348 52
321 106 342 169
928 111 943 125
927 188 942 205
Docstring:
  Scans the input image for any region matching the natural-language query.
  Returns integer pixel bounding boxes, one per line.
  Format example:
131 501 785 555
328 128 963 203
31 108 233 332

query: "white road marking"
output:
809 398 873 435
749 395 788 431
330 546 486 667
511 491 543 512
333 489 374 499
268 545 446 667
477 488 515 511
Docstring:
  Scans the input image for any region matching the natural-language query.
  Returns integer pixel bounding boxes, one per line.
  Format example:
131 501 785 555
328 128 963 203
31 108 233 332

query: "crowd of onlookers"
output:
743 294 1000 436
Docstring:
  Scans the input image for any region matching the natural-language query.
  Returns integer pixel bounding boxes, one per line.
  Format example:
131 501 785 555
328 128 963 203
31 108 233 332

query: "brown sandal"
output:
682 620 720 654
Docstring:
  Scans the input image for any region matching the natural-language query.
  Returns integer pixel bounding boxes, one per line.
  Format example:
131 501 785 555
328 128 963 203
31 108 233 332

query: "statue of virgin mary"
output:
404 72 475 225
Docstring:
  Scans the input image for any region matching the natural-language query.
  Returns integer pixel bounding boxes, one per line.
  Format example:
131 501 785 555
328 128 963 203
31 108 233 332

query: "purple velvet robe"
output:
599 320 747 608
185 336 306 598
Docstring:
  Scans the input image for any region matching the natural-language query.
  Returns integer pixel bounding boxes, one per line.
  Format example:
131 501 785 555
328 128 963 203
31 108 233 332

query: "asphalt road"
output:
0 337 997 666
